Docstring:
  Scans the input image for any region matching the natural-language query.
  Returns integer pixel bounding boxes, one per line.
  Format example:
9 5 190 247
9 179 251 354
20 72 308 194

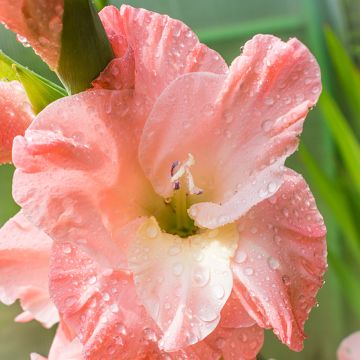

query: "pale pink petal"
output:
231 169 327 351
98 5 227 100
129 217 238 351
205 324 264 360
0 211 58 327
139 35 321 228
12 90 164 269
0 81 34 164
31 321 83 360
16 288 59 328
0 0 63 69
337 331 360 360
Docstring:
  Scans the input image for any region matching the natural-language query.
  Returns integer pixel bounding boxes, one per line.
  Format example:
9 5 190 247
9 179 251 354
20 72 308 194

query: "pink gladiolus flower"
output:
0 81 34 164
0 4 327 359
337 332 360 360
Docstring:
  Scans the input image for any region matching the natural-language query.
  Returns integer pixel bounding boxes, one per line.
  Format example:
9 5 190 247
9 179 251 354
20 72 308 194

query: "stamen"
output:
171 153 203 195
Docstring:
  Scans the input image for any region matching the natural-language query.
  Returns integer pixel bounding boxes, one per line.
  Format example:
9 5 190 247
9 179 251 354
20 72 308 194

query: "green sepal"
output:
93 0 108 11
0 51 67 114
57 0 114 95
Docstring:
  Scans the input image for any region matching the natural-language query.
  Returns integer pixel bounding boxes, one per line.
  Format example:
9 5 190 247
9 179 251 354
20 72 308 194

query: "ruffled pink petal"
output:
31 321 83 360
231 169 327 351
139 35 321 228
337 331 360 360
0 0 63 69
12 90 163 269
0 81 34 164
98 5 227 101
205 324 264 360
129 217 238 351
49 239 193 360
220 291 256 329
0 211 58 327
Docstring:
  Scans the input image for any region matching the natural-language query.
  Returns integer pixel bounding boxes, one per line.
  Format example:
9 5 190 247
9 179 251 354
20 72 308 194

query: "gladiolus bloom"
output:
337 332 360 360
0 81 34 164
0 4 327 359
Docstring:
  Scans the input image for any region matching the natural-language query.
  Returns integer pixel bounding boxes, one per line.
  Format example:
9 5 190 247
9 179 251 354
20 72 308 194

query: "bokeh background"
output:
1 0 360 359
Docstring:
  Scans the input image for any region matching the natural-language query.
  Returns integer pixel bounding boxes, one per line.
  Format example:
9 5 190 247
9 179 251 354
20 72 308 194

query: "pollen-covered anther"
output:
171 153 203 195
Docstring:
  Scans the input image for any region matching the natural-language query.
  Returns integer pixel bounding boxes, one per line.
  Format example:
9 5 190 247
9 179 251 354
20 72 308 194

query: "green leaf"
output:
325 27 360 131
0 51 66 114
57 0 114 94
319 91 360 195
328 251 360 318
298 144 360 262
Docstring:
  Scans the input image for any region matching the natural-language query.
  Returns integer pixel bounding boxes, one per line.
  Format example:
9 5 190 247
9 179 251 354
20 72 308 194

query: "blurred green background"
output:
1 0 360 359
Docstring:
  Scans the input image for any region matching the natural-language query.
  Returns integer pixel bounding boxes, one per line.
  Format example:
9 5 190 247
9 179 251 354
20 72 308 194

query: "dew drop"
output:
215 337 225 349
143 328 158 342
207 229 219 238
267 182 277 194
115 323 127 336
107 346 116 355
311 86 320 94
193 268 210 287
103 292 110 301
146 224 158 238
63 244 72 254
173 262 184 276
264 97 274 106
244 267 254 276
65 296 77 307
168 245 182 256
213 285 225 299
110 303 119 313
261 120 272 132
198 306 218 322
88 275 97 285
268 256 280 270
234 251 247 264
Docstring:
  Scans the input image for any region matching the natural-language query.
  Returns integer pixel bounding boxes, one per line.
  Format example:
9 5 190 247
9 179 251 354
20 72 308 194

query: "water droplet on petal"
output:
207 229 219 238
87 275 97 285
103 292 110 301
115 323 127 336
168 245 182 256
65 296 77 307
146 224 158 238
143 328 158 342
268 256 280 270
63 244 72 254
193 268 210 287
215 337 226 349
173 262 184 276
267 182 277 193
264 97 274 106
110 303 119 313
234 251 247 264
244 267 254 276
198 306 218 322
213 285 225 299
261 120 272 132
